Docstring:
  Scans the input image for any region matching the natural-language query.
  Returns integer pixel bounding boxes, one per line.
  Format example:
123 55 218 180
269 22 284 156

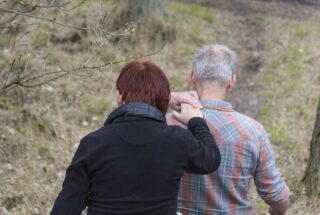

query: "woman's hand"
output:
173 103 203 124
170 91 202 111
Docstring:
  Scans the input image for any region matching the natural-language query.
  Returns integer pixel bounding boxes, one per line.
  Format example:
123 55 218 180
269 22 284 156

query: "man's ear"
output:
190 71 196 86
227 73 236 92
116 90 124 106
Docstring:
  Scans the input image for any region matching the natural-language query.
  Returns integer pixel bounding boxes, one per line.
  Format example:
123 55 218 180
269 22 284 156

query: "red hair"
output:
116 61 170 114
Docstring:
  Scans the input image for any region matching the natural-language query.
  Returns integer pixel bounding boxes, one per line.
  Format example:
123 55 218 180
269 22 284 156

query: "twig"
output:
0 7 130 37
12 1 72 13
82 43 103 67
61 0 86 12
17 72 69 88
3 59 15 88
14 31 30 44
304 54 320 63
81 42 167 69
0 42 167 95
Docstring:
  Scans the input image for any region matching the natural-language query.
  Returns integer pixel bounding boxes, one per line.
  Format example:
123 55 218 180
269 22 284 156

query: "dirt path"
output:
179 0 319 119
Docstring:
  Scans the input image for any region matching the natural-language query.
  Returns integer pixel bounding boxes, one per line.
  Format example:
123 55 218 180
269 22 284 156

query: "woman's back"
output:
86 110 187 214
51 102 220 215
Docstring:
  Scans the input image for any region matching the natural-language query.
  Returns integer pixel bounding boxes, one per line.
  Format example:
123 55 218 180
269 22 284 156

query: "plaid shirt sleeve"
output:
254 131 290 205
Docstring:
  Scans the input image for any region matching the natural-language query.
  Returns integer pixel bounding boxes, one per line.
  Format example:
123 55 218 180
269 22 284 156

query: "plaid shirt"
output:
166 100 289 215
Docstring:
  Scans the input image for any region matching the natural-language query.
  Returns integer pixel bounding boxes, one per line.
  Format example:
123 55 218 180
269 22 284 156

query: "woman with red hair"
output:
51 61 220 215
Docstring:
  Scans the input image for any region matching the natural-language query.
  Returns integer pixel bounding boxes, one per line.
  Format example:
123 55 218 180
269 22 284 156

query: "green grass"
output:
258 91 274 99
31 32 50 48
25 113 52 136
259 104 291 146
191 25 204 39
295 27 311 38
284 63 302 75
268 124 290 146
255 12 267 20
62 83 78 99
284 81 298 92
256 200 268 212
257 42 307 147
283 44 304 62
167 2 215 23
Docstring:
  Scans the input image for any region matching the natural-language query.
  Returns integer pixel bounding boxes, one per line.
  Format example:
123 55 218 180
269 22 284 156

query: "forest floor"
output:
0 0 320 214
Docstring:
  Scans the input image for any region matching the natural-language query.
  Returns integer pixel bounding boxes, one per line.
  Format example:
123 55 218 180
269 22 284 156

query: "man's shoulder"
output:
233 111 264 129
201 108 267 140
229 110 267 139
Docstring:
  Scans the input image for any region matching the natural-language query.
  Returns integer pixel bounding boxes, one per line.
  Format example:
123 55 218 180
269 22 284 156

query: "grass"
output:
256 16 320 157
83 95 113 115
31 32 50 48
255 12 268 20
167 2 215 23
295 27 311 38
191 25 204 39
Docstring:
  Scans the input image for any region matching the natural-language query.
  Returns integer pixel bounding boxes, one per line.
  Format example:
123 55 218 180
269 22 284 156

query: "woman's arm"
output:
51 140 90 215
184 117 221 174
174 104 221 174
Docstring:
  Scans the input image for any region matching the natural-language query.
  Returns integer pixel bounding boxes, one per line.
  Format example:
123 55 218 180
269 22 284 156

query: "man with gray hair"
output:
168 44 290 214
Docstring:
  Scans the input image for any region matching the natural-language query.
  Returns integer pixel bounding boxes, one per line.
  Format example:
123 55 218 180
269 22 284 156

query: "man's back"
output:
167 99 289 215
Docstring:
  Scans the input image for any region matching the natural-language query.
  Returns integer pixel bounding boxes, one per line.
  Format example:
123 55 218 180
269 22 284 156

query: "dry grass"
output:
0 0 320 214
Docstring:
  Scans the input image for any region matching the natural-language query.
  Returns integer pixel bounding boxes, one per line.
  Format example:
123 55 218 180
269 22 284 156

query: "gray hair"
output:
192 44 236 85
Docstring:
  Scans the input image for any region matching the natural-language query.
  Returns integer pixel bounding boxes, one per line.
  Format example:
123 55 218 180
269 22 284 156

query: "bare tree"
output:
0 0 164 95
303 96 320 197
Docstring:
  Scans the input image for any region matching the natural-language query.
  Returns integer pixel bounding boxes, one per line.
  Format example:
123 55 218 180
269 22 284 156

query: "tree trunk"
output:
129 0 165 20
303 96 320 197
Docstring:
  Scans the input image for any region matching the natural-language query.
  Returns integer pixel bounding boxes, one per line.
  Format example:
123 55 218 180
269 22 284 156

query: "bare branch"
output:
0 7 130 37
81 42 167 69
10 1 72 13
3 59 15 88
61 0 86 12
0 40 166 95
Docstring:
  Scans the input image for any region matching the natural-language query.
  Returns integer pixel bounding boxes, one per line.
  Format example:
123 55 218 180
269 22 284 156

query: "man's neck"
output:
196 81 227 101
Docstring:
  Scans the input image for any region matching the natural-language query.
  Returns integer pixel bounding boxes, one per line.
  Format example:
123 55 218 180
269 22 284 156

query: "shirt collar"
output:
105 102 166 125
200 99 233 112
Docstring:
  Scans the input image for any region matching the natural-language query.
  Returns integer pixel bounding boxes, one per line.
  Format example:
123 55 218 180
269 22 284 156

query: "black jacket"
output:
51 102 220 215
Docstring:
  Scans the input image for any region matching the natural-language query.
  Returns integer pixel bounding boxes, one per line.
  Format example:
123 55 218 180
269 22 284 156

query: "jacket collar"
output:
105 102 165 125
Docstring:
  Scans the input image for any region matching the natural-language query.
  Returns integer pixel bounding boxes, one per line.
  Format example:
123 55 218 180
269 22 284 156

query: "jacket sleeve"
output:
51 139 90 215
253 132 290 213
184 117 221 174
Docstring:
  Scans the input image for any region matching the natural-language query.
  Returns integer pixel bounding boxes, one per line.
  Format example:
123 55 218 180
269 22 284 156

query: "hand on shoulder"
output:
173 103 203 124
170 91 202 111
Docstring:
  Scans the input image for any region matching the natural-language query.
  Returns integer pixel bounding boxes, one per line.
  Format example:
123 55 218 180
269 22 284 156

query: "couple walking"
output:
51 44 289 215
